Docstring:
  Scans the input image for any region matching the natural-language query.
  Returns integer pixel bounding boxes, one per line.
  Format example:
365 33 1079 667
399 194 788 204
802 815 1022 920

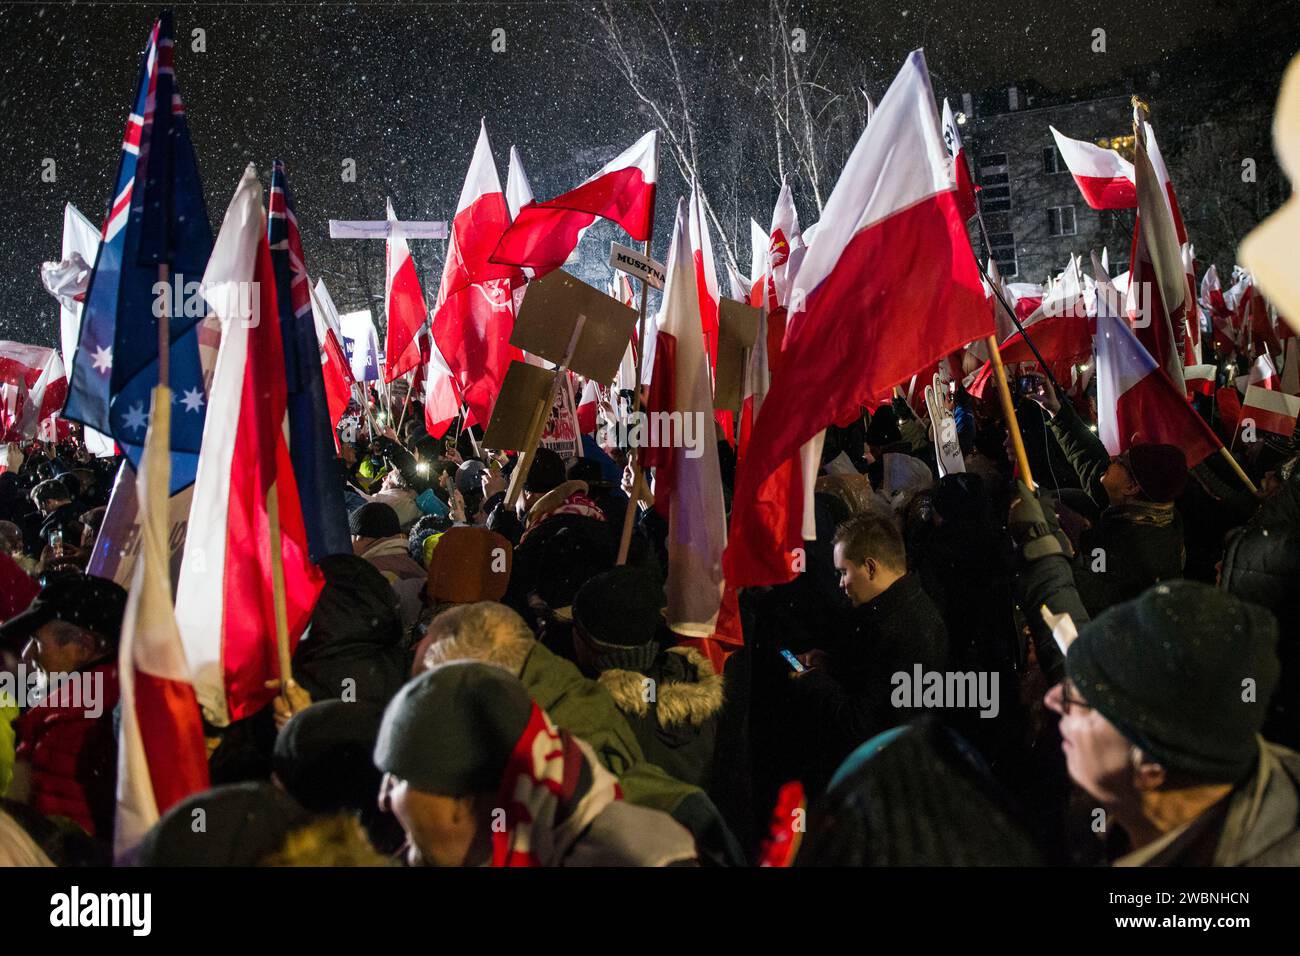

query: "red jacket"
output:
14 662 119 838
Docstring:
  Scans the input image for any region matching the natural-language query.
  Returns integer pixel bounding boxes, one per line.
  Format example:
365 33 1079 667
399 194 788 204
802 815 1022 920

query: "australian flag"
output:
64 11 212 494
268 160 351 561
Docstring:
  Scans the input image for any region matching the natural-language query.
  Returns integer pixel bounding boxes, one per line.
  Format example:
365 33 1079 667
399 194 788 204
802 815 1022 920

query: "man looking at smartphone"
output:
790 512 951 786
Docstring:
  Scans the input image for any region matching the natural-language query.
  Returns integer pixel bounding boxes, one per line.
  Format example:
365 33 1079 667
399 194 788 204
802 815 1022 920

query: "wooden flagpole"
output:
987 333 1035 488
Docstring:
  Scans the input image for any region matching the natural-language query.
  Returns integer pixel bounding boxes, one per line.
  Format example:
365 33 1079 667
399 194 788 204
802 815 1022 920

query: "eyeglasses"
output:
1059 681 1091 715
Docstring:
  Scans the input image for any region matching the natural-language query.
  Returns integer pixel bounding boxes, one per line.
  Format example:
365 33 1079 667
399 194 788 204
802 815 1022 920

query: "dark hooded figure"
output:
796 718 1042 866
292 554 411 707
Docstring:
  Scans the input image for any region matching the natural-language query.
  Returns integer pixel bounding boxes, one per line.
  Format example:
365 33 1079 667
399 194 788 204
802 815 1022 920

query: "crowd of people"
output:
1 361 1298 867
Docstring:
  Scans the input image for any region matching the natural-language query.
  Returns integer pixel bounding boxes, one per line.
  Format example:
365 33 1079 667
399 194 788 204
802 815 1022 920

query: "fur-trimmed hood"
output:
597 646 724 729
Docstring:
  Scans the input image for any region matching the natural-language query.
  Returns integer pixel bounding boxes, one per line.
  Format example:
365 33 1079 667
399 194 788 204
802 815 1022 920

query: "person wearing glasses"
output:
1043 579 1299 866
1023 375 1189 616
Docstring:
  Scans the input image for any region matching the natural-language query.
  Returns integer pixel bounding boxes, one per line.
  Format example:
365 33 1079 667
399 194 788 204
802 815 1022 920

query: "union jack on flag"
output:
64 11 212 494
267 160 352 561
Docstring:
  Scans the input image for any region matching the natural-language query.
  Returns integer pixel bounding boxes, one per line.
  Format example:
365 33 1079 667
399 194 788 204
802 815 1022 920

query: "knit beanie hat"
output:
572 567 663 673
349 501 400 539
1066 580 1279 782
273 700 386 814
373 662 532 796
1125 443 1188 503
524 448 566 494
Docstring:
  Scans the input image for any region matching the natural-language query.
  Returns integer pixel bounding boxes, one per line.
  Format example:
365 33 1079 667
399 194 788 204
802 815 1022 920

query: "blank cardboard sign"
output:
482 361 556 452
714 298 763 414
511 269 638 383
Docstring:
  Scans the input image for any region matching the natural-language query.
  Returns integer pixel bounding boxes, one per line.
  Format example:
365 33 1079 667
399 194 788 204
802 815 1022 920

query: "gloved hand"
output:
1008 479 1072 561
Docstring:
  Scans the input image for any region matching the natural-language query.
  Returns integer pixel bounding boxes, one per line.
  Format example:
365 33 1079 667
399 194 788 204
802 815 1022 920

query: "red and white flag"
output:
308 278 356 443
1237 352 1280 394
687 178 721 372
114 385 209 861
176 165 325 727
505 145 534 220
0 341 67 443
576 377 600 435
941 98 978 221
725 50 991 587
1050 126 1137 209
642 199 726 634
490 131 657 276
1094 276 1220 466
1241 385 1300 438
1128 127 1188 395
1183 364 1216 397
422 338 461 439
382 198 429 383
430 120 526 427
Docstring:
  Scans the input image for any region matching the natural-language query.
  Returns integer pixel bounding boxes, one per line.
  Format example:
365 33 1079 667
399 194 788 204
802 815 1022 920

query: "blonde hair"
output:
0 811 54 867
422 601 535 676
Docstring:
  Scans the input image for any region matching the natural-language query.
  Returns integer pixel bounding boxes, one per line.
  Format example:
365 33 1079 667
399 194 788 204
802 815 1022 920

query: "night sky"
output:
0 0 1294 346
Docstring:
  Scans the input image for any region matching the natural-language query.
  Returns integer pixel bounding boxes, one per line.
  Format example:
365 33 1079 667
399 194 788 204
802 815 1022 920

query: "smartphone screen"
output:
779 649 805 673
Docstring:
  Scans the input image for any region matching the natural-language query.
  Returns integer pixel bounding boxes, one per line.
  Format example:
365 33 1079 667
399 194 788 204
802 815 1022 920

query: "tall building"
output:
954 85 1138 283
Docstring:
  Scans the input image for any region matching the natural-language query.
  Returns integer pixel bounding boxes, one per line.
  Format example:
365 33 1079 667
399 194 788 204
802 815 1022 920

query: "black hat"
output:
31 477 71 505
274 700 386 814
0 574 127 647
865 405 901 447
1124 443 1188 503
373 662 532 797
349 502 400 539
1066 580 1279 782
572 567 663 672
524 448 566 494
133 783 312 866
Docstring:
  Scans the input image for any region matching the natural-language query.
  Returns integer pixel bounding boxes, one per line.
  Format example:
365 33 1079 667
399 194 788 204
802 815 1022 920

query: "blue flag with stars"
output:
64 11 212 494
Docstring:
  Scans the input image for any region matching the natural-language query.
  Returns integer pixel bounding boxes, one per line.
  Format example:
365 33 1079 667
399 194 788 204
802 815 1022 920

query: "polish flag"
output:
430 121 526 427
1183 364 1216 397
1094 274 1220 466
941 98 978 221
726 50 991 587
1238 353 1280 393
383 198 429 382
1202 265 1239 355
176 165 325 726
688 178 721 372
1128 129 1188 395
642 199 727 634
506 145 536 307
1241 385 1300 438
114 385 209 860
422 338 461 439
577 377 600 435
764 182 806 371
308 278 355 442
490 131 657 276
748 218 767 306
1050 126 1137 209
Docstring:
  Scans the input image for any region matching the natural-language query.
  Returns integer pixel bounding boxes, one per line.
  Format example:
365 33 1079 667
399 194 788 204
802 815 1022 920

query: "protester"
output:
1046 580 1298 865
1 575 124 838
571 567 725 791
349 502 426 626
374 661 698 866
789 511 951 789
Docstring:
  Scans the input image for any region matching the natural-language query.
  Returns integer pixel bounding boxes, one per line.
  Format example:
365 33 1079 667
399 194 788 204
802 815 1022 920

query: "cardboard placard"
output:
482 361 556 452
714 299 763 414
511 270 638 384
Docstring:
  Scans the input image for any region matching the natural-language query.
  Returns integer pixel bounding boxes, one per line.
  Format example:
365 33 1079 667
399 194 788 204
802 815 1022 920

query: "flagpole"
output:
157 264 170 389
986 333 1035 488
1218 445 1258 494
265 483 294 700
616 187 658 563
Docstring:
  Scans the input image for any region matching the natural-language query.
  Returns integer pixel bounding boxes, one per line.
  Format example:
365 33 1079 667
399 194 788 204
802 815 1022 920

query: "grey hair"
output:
422 601 535 676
